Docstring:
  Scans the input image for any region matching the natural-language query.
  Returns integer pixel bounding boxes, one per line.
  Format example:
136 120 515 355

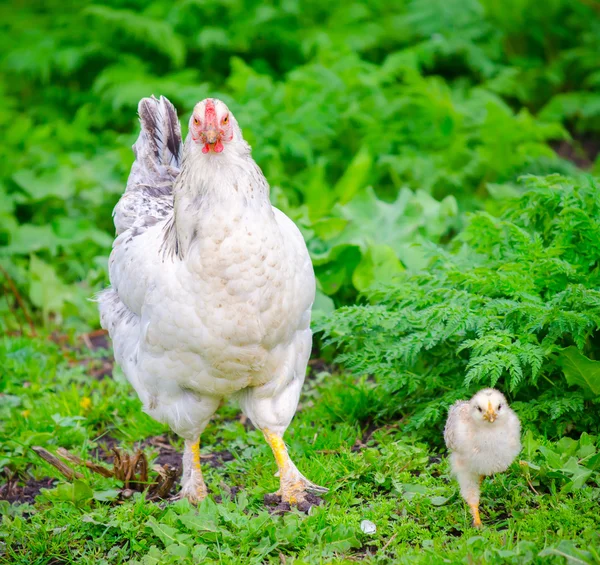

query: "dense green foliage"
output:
2 0 600 562
319 175 600 438
2 0 599 329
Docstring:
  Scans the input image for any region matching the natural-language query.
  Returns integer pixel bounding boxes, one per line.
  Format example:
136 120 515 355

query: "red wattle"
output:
202 143 210 154
214 140 224 153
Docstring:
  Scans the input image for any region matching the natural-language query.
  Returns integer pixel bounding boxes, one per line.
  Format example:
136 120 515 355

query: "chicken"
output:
443 388 521 527
98 95 327 506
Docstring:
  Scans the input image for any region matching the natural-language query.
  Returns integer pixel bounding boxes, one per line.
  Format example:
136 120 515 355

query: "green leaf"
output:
303 159 333 219
321 524 360 553
311 289 335 325
555 437 578 457
352 244 404 292
84 6 186 68
93 489 120 502
28 255 75 320
522 430 540 459
72 480 94 503
12 167 76 201
1 225 61 255
560 457 593 491
585 453 600 471
311 218 348 241
539 446 564 470
146 517 191 548
45 480 93 506
539 540 597 564
333 187 456 270
166 544 189 558
333 146 372 205
558 347 600 396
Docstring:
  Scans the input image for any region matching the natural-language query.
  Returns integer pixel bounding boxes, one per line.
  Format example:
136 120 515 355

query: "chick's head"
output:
468 388 509 426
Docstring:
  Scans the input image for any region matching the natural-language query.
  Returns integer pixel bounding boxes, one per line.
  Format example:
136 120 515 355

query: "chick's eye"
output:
498 404 502 410
476 406 482 412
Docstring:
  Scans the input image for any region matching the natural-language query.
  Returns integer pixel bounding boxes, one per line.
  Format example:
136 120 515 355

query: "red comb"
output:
204 99 217 127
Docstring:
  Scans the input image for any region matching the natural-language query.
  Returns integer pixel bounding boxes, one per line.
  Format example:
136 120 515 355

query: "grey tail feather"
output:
114 95 181 235
135 95 183 170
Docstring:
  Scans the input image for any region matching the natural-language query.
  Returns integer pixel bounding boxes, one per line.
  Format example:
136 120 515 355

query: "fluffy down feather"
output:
444 388 521 527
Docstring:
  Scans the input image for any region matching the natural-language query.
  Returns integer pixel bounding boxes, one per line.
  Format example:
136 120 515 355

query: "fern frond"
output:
320 175 600 438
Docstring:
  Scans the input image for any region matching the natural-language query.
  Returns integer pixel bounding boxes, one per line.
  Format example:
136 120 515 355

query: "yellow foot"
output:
265 485 325 513
262 428 328 511
177 481 208 504
281 477 328 505
178 439 208 504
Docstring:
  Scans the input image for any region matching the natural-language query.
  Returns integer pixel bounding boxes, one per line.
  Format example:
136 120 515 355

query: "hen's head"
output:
468 388 509 426
189 98 238 155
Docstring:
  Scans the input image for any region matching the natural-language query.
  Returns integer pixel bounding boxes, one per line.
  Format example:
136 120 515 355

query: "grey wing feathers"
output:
113 95 183 235
444 400 467 451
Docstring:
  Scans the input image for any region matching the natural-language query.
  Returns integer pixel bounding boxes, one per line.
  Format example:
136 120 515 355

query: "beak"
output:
483 401 497 423
204 129 219 144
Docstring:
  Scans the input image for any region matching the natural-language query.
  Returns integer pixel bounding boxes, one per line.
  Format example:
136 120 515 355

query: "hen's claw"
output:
263 428 327 508
280 475 328 505
304 481 329 495
177 482 208 504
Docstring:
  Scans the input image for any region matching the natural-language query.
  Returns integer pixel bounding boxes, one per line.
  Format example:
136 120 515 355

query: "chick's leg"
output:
469 501 482 529
469 475 484 527
263 428 328 504
452 455 483 528
459 473 483 528
179 438 207 503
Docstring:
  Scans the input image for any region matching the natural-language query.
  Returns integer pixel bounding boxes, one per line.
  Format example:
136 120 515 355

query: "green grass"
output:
1 334 599 564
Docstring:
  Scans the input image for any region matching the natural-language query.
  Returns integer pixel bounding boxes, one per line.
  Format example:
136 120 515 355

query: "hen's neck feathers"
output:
175 135 269 207
164 134 273 260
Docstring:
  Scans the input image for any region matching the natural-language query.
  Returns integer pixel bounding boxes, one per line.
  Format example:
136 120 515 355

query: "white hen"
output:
444 388 521 527
98 96 327 505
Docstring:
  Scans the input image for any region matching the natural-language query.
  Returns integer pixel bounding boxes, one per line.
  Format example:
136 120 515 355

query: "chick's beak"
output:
483 402 497 423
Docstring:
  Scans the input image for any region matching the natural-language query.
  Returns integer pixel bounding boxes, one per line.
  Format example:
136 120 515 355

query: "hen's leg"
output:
263 428 328 504
236 337 327 507
179 439 208 503
147 392 221 504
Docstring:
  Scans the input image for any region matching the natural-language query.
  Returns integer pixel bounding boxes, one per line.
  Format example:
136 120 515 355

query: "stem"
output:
0 264 36 336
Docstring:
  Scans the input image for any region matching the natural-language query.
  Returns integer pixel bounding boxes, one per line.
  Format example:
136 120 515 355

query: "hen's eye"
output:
193 117 200 125
222 115 229 125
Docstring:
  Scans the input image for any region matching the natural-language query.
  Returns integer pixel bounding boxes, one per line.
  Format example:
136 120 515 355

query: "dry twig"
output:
32 446 177 501
32 446 83 480
56 448 114 478
381 532 398 553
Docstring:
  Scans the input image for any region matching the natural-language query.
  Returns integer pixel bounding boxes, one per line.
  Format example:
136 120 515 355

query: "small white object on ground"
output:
360 520 377 534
